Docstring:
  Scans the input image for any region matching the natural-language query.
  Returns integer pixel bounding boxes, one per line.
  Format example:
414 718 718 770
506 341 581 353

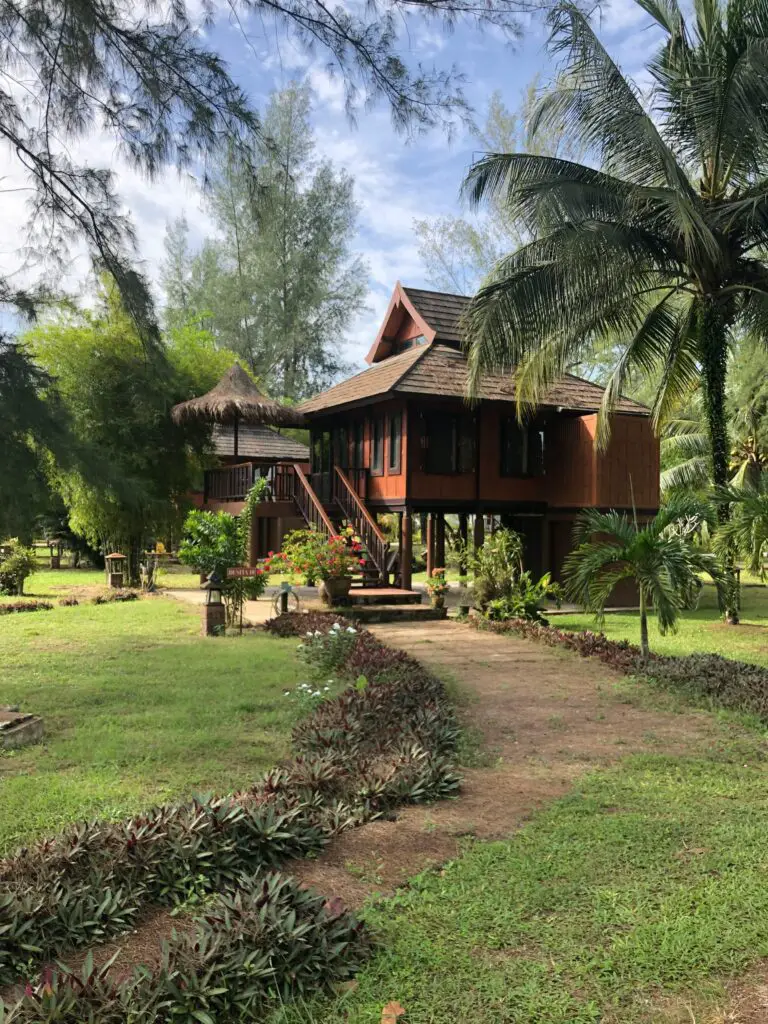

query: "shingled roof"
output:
401 286 469 346
299 343 648 416
212 423 309 461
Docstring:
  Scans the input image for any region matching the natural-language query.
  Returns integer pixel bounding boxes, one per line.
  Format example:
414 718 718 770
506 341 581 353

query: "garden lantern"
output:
105 552 126 589
201 572 225 636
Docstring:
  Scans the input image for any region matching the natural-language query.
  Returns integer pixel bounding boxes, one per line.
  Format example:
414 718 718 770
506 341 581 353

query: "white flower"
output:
346 627 357 634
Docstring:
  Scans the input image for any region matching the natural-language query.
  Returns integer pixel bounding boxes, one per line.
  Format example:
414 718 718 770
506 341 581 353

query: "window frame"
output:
500 417 544 478
388 410 402 474
371 417 384 476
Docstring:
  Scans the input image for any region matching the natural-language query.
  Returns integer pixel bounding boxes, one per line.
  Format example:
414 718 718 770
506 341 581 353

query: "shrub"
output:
297 621 360 678
264 611 349 638
8 871 368 1023
90 589 140 604
0 541 38 596
58 597 79 607
0 601 53 615
472 617 645 675
471 528 524 610
485 571 561 622
644 653 768 721
267 529 364 583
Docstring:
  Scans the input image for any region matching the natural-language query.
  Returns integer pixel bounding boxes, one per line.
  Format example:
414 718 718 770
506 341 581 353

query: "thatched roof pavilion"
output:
172 364 305 458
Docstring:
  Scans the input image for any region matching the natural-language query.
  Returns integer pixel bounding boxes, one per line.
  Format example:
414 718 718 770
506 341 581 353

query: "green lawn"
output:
554 582 768 666
0 597 305 853
284 751 768 1024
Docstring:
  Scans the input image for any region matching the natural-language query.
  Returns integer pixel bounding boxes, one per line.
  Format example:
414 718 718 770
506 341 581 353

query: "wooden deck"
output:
347 587 422 606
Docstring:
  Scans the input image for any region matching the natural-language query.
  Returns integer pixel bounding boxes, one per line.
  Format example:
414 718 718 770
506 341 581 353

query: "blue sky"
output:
0 0 663 366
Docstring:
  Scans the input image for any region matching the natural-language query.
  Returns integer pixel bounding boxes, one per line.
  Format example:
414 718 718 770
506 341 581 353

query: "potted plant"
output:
269 529 365 606
426 567 449 610
456 576 472 617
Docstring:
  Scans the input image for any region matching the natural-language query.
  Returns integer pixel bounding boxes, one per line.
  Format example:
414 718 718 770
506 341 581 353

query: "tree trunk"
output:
699 301 739 624
639 586 650 660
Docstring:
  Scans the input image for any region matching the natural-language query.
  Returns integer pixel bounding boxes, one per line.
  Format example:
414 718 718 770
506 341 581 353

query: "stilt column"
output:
426 513 435 580
401 511 413 591
458 514 469 576
473 513 485 577
435 513 446 570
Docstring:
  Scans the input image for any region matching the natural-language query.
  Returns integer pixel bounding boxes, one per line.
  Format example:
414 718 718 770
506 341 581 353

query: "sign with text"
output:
226 566 263 578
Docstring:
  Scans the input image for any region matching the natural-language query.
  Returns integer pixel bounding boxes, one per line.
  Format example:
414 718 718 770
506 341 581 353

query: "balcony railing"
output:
203 462 257 502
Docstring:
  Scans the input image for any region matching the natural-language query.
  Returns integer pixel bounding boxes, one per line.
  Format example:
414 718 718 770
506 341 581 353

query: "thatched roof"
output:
171 364 305 428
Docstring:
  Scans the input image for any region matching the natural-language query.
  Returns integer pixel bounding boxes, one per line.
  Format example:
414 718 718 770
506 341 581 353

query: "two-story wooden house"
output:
202 282 659 590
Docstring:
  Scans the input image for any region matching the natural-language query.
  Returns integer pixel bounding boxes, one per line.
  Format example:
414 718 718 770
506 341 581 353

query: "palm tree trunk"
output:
699 302 740 624
639 586 650 660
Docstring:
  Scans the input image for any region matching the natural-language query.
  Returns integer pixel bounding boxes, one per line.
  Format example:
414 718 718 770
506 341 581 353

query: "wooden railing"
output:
333 467 389 579
293 464 335 538
203 463 255 502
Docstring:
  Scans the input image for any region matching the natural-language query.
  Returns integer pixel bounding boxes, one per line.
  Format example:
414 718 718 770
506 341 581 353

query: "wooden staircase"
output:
276 463 395 587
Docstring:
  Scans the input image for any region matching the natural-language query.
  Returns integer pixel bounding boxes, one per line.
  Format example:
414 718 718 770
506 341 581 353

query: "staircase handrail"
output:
293 464 335 537
333 467 389 576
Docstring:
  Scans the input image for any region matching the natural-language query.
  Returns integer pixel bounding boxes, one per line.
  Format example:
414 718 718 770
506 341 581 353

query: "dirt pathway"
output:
291 619 732 905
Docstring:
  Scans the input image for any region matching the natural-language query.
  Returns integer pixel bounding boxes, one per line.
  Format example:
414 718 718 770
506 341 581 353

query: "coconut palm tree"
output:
563 499 722 657
462 0 768 603
715 476 768 578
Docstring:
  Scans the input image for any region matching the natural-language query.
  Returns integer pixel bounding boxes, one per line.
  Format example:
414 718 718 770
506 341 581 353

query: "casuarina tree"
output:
462 0 768 618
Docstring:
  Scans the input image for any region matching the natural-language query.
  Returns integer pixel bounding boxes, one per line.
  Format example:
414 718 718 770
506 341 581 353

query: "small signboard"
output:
226 566 263 578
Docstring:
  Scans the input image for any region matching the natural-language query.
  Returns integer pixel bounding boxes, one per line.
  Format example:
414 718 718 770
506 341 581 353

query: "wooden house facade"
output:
202 283 659 590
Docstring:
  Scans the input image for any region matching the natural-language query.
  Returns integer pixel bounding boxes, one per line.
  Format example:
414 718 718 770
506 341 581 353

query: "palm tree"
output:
715 476 768 578
563 499 721 658
461 0 768 620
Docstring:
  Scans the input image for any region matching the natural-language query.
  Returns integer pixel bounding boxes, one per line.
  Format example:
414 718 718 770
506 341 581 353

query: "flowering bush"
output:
426 568 449 597
268 529 364 582
297 621 359 678
284 681 333 715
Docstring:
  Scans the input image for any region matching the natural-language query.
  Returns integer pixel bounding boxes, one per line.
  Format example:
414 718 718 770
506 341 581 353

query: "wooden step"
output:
347 587 422 606
341 604 447 624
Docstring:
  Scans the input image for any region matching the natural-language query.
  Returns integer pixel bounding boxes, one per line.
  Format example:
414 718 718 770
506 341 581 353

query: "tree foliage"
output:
0 340 76 540
23 280 219 580
462 0 768 504
162 85 366 400
715 476 768 579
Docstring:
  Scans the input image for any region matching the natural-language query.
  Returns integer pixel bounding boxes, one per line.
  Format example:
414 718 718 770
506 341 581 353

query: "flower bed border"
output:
472 616 768 723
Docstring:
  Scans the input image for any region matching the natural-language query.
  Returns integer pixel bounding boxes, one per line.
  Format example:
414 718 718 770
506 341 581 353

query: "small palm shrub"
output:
564 499 722 657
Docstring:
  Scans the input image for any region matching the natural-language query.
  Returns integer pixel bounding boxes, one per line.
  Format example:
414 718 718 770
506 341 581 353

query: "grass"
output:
554 582 768 667
281 750 768 1024
0 597 308 854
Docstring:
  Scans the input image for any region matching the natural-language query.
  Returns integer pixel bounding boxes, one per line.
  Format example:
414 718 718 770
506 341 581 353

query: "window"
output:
334 426 348 469
388 411 402 473
371 418 384 474
425 413 475 474
353 421 364 469
500 419 545 477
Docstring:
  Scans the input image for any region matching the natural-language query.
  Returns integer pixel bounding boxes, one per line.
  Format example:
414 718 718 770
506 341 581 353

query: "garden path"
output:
291 619 740 904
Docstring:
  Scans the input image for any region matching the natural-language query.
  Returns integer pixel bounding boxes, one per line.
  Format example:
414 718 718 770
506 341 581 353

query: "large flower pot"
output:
430 594 445 610
319 576 352 606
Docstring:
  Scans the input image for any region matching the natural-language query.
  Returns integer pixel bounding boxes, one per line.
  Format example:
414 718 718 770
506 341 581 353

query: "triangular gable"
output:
365 281 436 364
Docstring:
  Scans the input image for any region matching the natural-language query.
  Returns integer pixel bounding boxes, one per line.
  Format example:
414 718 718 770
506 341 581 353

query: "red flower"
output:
359 558 366 566
268 550 274 557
